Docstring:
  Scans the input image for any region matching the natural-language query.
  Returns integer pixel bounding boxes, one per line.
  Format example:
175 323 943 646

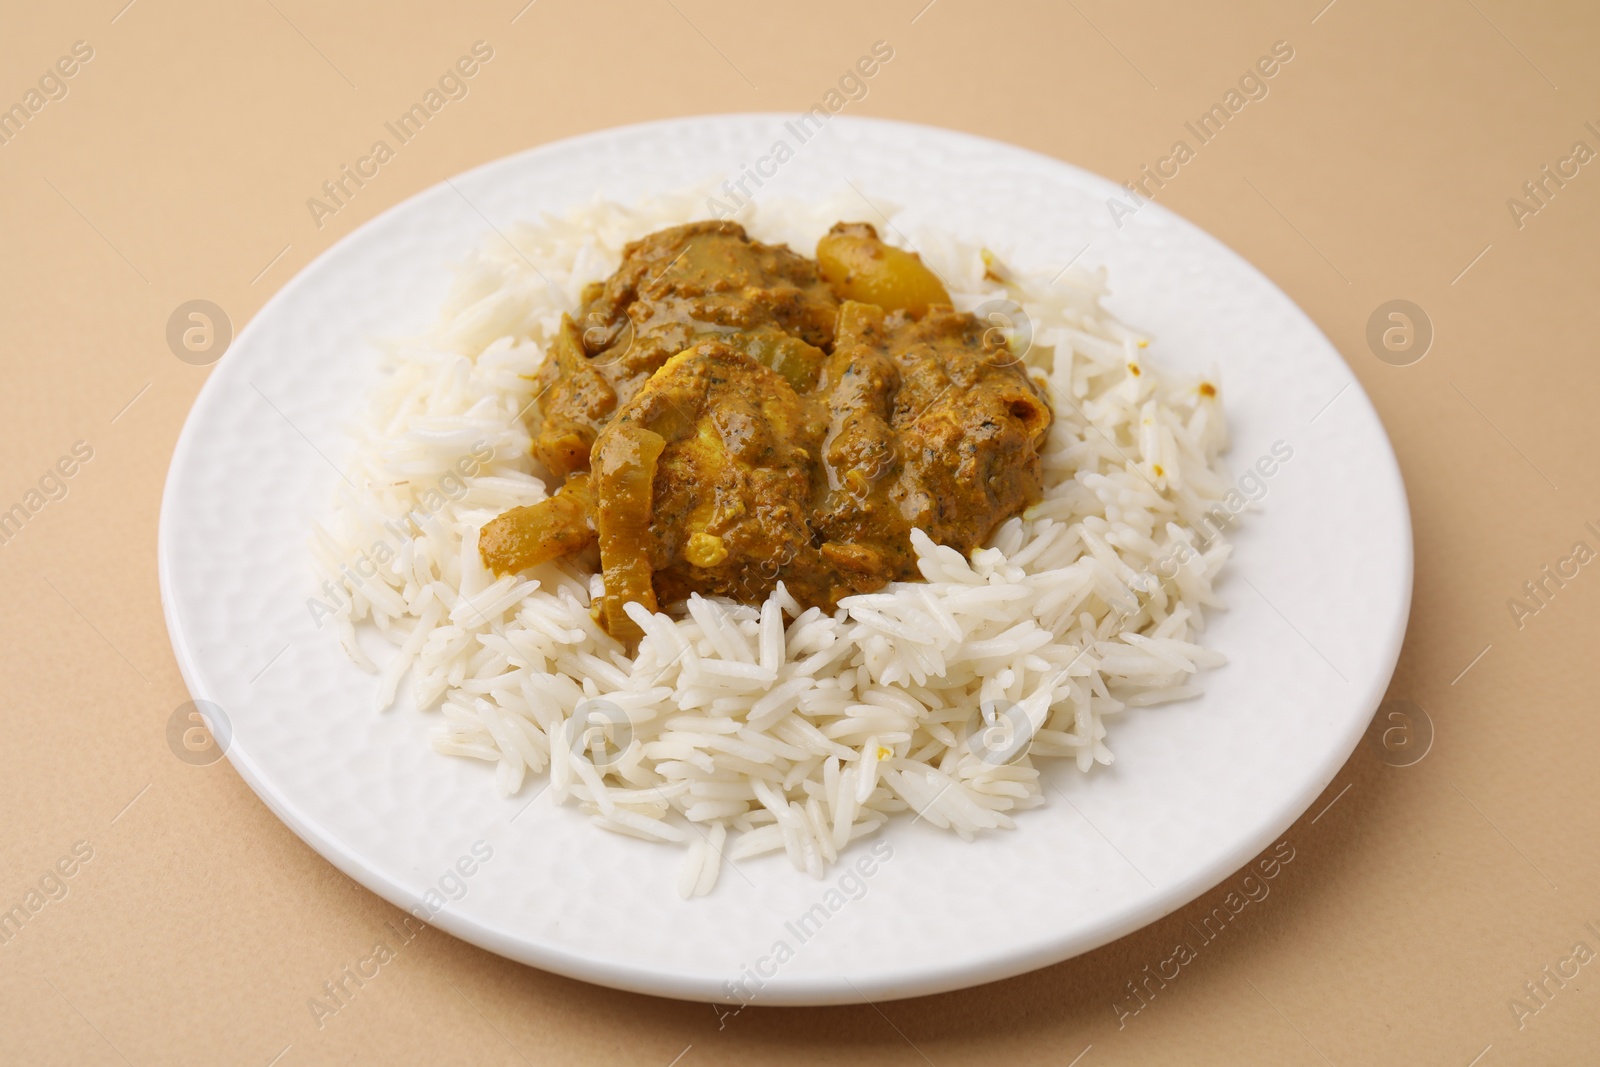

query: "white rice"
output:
312 186 1235 897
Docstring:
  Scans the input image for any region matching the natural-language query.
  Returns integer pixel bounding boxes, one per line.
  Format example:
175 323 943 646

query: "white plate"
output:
159 115 1410 1005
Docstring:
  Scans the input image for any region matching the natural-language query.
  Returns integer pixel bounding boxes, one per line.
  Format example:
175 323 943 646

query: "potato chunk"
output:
816 222 951 316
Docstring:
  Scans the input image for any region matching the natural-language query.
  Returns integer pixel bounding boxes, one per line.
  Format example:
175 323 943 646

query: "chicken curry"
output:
478 220 1053 639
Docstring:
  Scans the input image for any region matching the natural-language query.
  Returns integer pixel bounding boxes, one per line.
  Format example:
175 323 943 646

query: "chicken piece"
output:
812 302 1052 581
590 341 843 635
888 308 1051 548
530 221 838 480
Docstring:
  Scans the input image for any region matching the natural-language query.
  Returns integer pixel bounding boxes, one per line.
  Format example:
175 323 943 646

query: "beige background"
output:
2 0 1597 1063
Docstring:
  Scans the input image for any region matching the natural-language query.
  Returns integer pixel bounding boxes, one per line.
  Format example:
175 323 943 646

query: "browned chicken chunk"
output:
527 220 839 480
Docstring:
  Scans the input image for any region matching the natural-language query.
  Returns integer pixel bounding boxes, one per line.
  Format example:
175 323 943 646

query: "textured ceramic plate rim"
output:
159 114 1411 1005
